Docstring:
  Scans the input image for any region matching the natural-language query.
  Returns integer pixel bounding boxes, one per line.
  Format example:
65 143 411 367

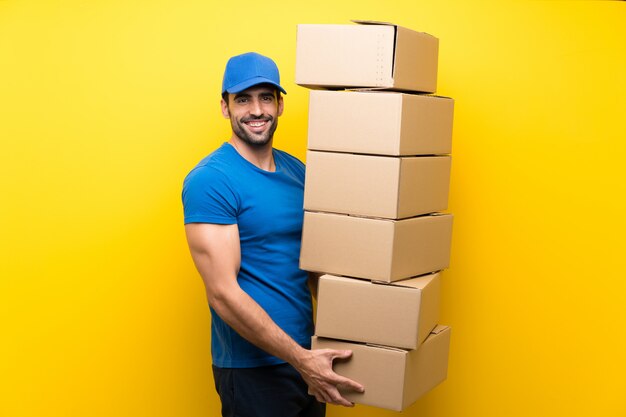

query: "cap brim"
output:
224 76 287 95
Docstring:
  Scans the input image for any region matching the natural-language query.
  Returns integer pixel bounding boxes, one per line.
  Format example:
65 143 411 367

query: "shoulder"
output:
183 146 240 197
185 160 225 188
274 148 305 173
185 144 237 181
182 147 241 224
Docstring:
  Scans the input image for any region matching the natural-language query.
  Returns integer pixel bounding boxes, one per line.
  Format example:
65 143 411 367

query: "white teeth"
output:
248 121 266 127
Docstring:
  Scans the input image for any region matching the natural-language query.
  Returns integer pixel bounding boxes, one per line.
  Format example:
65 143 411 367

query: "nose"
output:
250 98 263 116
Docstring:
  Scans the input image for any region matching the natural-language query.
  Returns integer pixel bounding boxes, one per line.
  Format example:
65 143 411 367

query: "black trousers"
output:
212 363 326 417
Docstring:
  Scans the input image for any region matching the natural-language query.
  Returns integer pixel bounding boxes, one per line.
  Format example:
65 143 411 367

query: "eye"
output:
261 95 274 102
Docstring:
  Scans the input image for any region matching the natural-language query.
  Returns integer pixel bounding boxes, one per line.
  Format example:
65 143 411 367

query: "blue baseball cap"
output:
222 52 287 95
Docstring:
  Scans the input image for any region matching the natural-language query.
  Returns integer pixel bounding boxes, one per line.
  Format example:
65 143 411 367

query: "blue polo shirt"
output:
182 142 313 368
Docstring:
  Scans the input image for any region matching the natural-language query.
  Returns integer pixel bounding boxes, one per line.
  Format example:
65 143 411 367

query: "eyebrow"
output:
233 91 275 100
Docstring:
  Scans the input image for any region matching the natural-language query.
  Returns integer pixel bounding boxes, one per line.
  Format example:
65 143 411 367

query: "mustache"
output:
241 115 273 123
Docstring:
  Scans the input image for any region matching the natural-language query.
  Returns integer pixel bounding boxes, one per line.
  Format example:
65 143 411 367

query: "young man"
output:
182 52 363 417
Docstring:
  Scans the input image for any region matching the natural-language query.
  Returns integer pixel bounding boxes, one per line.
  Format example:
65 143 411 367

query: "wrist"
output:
287 344 310 370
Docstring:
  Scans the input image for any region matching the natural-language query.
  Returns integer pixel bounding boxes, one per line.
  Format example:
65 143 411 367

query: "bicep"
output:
185 223 241 296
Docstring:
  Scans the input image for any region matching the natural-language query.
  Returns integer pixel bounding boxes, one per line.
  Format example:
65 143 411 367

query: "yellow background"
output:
1 1 625 416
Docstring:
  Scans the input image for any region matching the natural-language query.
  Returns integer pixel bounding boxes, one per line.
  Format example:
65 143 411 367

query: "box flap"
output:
319 274 371 285
338 212 443 222
352 20 437 36
392 26 438 92
351 19 396 26
352 20 429 35
310 210 398 222
365 343 409 353
348 89 451 99
389 271 440 290
430 324 449 335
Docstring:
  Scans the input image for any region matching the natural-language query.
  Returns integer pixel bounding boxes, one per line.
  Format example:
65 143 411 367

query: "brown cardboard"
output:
307 90 454 156
295 21 439 92
312 325 451 411
304 151 451 219
315 273 440 349
300 211 453 282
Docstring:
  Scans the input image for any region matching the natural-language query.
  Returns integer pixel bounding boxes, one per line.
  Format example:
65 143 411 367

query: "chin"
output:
233 123 277 147
245 137 272 147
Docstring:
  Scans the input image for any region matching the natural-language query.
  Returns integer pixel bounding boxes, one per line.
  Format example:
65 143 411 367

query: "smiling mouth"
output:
243 118 271 132
245 120 267 127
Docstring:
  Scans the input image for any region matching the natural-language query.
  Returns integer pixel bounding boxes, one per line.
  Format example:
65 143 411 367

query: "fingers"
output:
307 376 358 407
336 377 364 394
329 393 355 407
318 384 355 407
310 386 334 405
326 349 364 393
300 348 364 407
330 349 353 360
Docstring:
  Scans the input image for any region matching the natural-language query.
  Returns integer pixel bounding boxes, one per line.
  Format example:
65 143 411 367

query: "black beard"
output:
230 115 278 147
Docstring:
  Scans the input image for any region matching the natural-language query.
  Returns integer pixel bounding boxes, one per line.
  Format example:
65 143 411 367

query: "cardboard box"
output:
307 90 454 156
304 151 451 219
312 325 451 411
300 211 453 282
315 273 440 349
296 21 439 93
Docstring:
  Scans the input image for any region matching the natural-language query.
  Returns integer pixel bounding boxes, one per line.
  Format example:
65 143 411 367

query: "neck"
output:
229 136 275 172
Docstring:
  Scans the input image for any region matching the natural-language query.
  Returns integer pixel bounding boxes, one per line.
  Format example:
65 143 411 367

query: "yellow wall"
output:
1 1 625 416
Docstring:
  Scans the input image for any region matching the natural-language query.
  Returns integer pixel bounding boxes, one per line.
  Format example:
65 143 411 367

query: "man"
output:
182 52 363 417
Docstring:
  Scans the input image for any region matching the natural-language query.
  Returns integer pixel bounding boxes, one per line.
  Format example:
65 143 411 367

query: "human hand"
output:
295 348 364 407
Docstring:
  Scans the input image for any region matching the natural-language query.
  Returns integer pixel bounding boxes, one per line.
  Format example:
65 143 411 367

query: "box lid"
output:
388 271 440 289
352 19 435 38
430 324 449 335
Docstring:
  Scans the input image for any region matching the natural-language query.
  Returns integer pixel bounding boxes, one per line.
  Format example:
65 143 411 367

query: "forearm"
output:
207 283 308 367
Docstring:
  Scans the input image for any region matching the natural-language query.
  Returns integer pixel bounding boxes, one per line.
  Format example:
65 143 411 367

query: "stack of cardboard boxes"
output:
295 21 454 411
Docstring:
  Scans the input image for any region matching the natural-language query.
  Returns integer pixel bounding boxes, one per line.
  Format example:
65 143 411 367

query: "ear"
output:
220 98 230 119
277 95 284 117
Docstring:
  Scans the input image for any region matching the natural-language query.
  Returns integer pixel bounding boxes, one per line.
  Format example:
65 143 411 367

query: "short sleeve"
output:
182 166 238 225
